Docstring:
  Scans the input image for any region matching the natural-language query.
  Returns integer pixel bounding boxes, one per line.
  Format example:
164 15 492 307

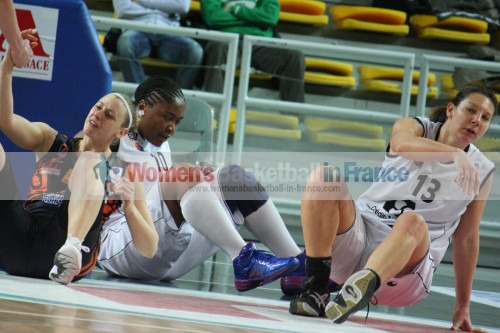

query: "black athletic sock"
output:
305 256 331 288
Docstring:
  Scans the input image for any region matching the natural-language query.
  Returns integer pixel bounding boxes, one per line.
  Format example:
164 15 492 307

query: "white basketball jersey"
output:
357 117 495 265
99 131 182 279
102 132 175 231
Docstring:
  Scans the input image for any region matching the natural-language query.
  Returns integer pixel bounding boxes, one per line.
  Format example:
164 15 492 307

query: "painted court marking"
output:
2 275 498 333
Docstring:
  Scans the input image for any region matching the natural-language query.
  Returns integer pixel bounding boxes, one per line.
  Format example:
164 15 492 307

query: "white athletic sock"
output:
244 200 301 257
180 182 246 260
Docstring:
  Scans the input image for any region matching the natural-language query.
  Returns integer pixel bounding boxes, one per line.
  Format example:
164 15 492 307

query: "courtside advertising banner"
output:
0 4 58 80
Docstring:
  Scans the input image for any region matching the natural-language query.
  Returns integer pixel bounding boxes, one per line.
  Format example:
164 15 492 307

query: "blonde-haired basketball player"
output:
0 44 153 285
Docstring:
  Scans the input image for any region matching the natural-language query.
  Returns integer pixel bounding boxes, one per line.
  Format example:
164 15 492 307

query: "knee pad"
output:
218 165 269 217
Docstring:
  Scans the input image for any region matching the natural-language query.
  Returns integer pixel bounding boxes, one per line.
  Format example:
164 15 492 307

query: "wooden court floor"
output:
1 267 499 333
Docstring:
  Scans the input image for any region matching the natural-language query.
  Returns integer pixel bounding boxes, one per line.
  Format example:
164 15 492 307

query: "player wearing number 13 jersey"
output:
357 115 494 268
290 86 497 332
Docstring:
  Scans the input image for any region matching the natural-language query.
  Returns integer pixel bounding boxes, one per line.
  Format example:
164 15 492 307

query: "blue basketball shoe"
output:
233 242 300 292
281 251 307 295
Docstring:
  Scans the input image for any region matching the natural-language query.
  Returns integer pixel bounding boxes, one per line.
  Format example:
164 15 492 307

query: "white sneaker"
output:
49 236 89 285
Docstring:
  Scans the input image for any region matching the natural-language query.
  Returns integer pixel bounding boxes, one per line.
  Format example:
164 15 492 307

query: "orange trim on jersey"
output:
76 248 99 279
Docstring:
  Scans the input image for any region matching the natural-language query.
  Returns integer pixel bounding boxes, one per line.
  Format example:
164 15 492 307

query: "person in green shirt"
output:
200 0 305 102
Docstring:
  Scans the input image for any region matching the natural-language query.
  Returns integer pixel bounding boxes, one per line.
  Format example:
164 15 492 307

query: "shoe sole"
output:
289 299 322 317
325 296 370 324
49 251 80 285
235 261 299 292
49 268 70 285
325 272 376 324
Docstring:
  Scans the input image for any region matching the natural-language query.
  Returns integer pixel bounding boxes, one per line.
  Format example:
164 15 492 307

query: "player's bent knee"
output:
397 212 428 239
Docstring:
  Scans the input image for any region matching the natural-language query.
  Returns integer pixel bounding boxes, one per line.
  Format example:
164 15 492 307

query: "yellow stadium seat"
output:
335 18 409 36
246 125 302 140
358 65 436 86
246 111 299 129
278 0 328 26
279 0 325 15
410 15 488 33
410 14 491 44
304 118 383 138
417 27 490 45
236 57 357 88
332 5 406 24
362 80 439 98
310 132 387 151
331 5 409 36
279 11 329 26
305 58 353 76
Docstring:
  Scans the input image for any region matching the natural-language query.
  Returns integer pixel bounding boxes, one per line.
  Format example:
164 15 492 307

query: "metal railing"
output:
91 15 239 155
232 35 416 162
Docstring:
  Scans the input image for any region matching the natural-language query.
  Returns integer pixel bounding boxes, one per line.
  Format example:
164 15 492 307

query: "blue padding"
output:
4 0 111 194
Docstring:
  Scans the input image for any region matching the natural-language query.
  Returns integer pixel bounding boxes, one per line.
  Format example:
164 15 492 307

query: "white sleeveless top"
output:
102 131 176 232
357 117 495 265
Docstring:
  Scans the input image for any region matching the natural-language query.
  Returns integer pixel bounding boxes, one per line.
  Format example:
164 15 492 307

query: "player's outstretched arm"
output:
450 174 493 333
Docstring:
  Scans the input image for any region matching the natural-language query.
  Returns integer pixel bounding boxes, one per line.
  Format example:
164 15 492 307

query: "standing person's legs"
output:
202 41 230 93
252 46 305 102
155 35 203 89
117 30 152 83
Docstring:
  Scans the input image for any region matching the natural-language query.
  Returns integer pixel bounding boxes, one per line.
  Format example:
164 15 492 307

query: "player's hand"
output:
10 28 38 68
453 150 479 196
113 177 135 212
451 305 488 332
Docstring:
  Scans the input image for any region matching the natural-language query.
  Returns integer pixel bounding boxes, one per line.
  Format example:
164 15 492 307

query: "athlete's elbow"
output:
390 136 411 154
139 236 159 258
140 247 157 259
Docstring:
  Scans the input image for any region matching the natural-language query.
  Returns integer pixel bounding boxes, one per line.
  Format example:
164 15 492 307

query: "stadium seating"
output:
330 5 409 36
410 14 491 45
190 0 329 26
358 65 438 98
